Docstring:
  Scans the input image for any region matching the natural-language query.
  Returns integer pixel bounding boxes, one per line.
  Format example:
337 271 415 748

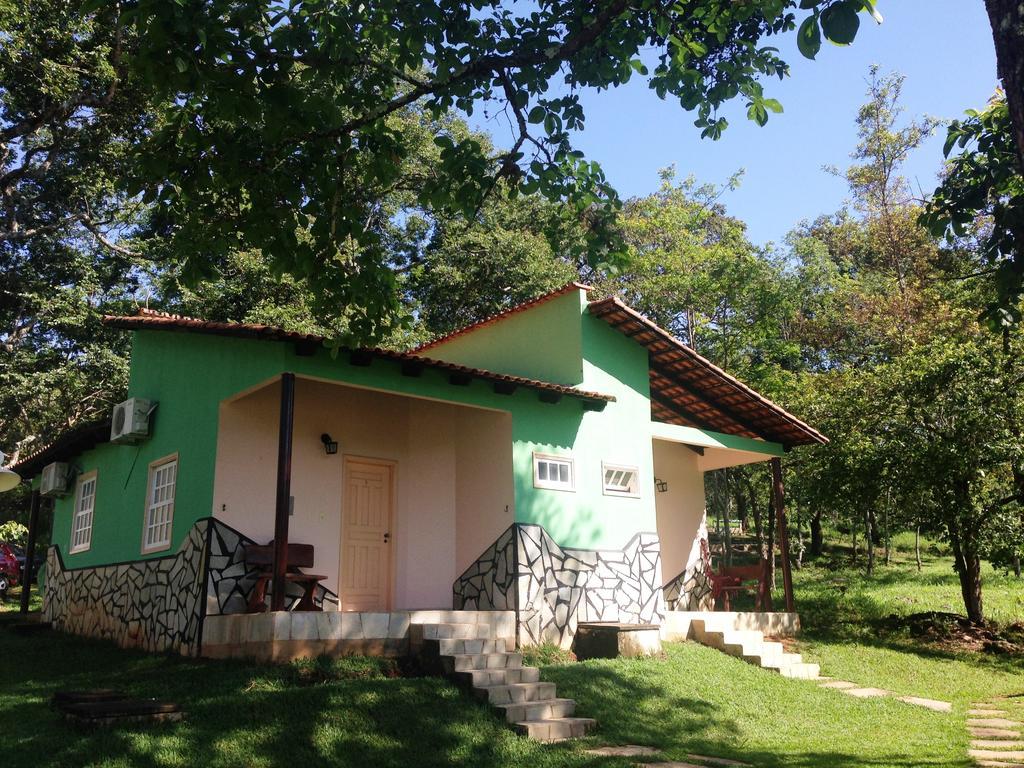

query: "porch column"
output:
271 372 296 612
771 457 795 612
19 489 41 614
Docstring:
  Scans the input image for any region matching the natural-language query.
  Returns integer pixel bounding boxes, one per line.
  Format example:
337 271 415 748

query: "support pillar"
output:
272 372 296 612
19 489 41 614
771 457 795 612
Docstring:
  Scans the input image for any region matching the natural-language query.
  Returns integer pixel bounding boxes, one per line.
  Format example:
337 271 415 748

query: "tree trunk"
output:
915 525 922 572
722 470 733 568
852 525 858 566
767 500 776 590
882 492 891 566
810 509 823 557
985 0 1024 175
864 507 875 576
949 530 984 625
1014 555 1021 579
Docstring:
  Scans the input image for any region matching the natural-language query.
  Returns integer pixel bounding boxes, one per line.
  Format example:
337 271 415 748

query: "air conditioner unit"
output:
40 462 70 498
111 397 154 444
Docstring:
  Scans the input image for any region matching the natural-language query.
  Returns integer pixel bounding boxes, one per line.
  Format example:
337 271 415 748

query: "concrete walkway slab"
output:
897 696 952 713
685 755 752 767
972 709 1013 717
842 687 892 698
970 749 1024 761
819 680 858 689
586 746 660 757
972 740 1024 749
971 719 1023 729
971 727 1021 739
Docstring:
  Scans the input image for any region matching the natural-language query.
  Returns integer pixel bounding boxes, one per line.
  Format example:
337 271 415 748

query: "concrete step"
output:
497 697 576 723
444 652 524 673
453 666 541 688
475 681 557 705
415 623 494 641
431 637 507 656
513 717 596 742
779 662 820 679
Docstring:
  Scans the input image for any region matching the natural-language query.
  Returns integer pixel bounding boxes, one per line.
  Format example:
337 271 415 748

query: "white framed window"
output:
70 471 97 554
533 452 574 491
602 463 640 498
142 455 178 553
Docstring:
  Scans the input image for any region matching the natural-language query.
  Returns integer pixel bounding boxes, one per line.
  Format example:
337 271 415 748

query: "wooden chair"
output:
701 538 769 611
244 542 327 613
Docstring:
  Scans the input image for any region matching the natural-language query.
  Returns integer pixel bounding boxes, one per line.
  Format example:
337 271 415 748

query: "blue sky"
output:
470 1 998 247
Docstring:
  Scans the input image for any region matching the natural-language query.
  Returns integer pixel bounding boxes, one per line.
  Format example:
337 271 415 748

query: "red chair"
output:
700 538 769 611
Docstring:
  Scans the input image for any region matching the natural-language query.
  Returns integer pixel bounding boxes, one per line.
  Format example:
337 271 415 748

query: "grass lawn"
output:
1 550 1021 768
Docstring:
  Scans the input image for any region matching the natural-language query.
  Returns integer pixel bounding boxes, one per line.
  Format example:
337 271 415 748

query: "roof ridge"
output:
413 281 593 353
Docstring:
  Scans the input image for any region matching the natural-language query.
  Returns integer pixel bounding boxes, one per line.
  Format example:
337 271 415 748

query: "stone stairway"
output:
411 621 596 742
689 615 820 679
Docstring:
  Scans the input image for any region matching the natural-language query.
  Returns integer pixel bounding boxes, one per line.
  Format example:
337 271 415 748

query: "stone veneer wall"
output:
204 519 338 616
43 520 210 655
453 524 665 648
43 517 338 657
662 555 713 611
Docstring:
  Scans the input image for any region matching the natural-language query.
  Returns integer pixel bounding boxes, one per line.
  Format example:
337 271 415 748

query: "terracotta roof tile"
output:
588 296 827 448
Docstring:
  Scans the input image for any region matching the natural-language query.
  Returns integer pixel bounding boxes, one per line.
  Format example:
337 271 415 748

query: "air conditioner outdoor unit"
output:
40 462 70 498
111 397 154 444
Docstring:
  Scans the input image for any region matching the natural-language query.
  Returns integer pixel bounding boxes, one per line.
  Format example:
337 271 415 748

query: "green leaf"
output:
797 15 822 59
763 98 784 114
821 1 861 45
527 105 545 124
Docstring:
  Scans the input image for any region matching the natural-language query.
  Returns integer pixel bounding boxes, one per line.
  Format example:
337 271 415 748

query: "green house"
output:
13 284 825 657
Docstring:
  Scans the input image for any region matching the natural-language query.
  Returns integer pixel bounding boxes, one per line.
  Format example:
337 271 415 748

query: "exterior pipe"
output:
19 489 41 614
272 372 296 612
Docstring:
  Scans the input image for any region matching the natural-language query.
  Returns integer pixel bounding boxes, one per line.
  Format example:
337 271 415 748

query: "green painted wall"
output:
421 290 585 385
51 326 623 564
510 310 657 549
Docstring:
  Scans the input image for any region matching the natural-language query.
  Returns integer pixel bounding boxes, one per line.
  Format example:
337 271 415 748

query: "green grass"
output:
1 549 1022 768
785 548 1024 706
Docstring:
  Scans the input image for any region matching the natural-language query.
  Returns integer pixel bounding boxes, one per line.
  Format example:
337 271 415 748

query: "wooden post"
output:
19 489 41 614
271 372 296 612
771 457 795 613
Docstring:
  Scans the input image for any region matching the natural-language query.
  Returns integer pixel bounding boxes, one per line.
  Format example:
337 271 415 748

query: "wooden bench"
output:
244 542 327 613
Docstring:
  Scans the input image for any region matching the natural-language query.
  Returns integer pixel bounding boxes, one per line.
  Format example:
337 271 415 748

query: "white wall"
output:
652 439 707 584
211 377 513 609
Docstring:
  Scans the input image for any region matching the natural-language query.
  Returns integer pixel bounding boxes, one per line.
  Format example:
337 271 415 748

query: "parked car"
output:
0 542 19 597
2 542 41 584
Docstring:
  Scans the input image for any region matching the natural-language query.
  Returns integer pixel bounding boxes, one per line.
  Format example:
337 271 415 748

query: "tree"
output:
924 94 1024 329
80 0 881 340
1 1 148 503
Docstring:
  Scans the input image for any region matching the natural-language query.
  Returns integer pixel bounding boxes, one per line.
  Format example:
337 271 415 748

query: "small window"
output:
533 453 574 491
142 455 177 553
70 471 97 554
602 463 640 498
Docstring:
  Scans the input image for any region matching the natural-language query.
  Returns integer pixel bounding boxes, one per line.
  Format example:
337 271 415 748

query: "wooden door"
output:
340 457 395 611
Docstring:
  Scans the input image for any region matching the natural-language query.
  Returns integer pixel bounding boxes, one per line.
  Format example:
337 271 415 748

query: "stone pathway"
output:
967 697 1024 767
815 677 952 712
584 745 751 768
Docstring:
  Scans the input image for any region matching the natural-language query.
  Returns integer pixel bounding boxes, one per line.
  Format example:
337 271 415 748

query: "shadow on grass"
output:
0 614 970 768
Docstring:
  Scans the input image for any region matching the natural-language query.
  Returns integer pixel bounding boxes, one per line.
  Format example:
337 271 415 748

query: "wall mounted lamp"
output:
655 478 668 493
0 452 21 493
320 433 339 455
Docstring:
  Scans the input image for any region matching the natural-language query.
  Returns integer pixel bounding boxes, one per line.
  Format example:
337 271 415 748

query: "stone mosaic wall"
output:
663 556 713 611
43 520 209 655
204 519 338 615
43 517 339 657
454 524 665 648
